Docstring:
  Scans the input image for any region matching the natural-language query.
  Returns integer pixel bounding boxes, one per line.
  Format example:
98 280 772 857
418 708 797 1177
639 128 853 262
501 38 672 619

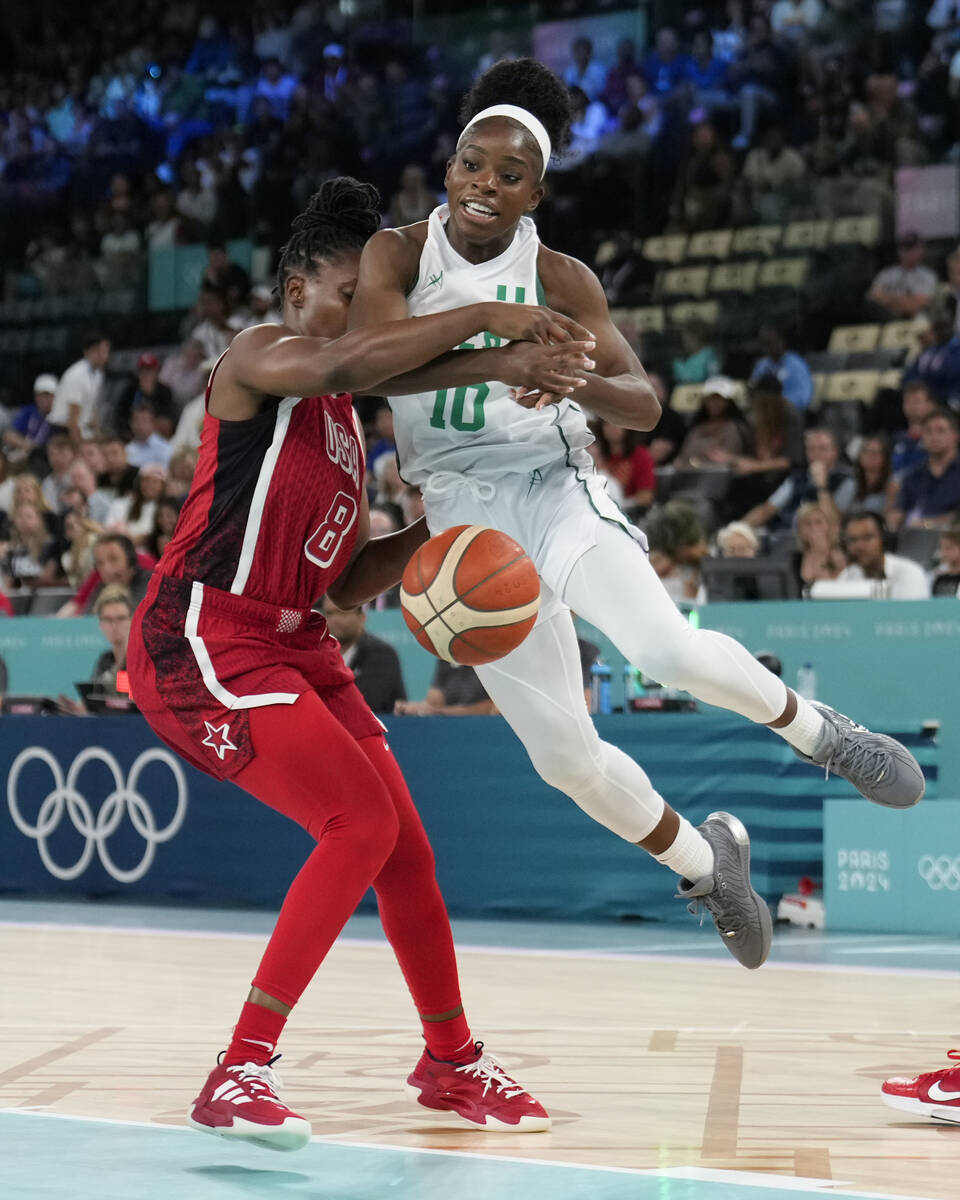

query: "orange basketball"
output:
400 526 540 666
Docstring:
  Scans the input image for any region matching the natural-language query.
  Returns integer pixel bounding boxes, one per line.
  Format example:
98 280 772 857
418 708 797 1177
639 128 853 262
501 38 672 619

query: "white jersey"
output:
390 205 593 484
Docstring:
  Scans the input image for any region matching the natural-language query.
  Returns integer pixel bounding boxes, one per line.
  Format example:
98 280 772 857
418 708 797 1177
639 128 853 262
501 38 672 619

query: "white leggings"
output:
476 522 789 843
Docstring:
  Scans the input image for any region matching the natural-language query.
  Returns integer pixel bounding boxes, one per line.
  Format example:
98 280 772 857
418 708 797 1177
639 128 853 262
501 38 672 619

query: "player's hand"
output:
481 302 594 345
498 340 595 397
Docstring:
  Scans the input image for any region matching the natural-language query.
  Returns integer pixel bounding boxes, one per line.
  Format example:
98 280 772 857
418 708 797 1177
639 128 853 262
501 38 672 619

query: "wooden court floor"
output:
0 914 957 1200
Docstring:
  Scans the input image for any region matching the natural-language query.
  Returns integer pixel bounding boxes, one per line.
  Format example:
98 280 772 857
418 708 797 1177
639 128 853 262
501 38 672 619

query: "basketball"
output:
400 525 540 665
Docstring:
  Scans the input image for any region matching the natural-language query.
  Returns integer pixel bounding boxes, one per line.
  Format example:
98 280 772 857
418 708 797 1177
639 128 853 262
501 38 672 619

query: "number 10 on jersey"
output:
429 383 489 432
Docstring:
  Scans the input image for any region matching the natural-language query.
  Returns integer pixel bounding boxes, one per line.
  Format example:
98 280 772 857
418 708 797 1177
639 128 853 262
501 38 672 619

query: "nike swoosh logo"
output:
928 1080 960 1101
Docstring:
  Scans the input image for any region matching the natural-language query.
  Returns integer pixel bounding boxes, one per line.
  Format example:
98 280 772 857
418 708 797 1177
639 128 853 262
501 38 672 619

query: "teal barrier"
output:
824 800 960 932
4 598 958 793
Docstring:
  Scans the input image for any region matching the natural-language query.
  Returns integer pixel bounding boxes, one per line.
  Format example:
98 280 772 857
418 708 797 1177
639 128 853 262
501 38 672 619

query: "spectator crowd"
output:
2 0 960 700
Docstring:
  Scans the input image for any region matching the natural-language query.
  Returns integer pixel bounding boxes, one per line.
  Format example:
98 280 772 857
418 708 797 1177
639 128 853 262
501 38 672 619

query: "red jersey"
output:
160 372 364 609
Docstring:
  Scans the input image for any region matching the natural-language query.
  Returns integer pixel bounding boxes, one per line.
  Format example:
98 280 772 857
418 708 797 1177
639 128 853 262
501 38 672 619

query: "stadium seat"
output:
878 367 904 390
628 306 666 333
880 320 924 356
658 266 710 299
811 373 827 407
828 324 881 353
708 261 758 295
782 220 831 251
896 527 941 568
643 235 689 265
732 225 782 257
687 229 733 260
756 257 809 289
831 215 881 248
668 300 719 326
669 383 705 413
823 370 882 403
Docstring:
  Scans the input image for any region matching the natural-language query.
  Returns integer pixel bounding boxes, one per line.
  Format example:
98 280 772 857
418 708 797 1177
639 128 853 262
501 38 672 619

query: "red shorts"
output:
128 574 384 781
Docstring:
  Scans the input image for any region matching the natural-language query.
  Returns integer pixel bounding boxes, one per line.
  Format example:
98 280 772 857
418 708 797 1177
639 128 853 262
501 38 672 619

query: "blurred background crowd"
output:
3 0 960 662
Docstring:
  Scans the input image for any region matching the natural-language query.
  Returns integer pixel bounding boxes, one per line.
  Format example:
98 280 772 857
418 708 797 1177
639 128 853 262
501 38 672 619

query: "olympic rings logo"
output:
917 854 960 892
7 746 188 884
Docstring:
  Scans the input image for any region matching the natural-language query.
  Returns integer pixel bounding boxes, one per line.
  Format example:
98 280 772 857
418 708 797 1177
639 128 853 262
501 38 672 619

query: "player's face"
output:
286 253 360 340
445 120 543 251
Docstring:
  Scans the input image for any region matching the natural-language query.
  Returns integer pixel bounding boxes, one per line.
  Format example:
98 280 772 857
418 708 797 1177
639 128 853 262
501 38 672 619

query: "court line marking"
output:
0 1108 937 1198
0 920 956 978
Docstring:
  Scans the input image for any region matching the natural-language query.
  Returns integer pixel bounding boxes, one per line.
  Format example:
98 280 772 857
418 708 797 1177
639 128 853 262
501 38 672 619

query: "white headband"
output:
462 104 552 179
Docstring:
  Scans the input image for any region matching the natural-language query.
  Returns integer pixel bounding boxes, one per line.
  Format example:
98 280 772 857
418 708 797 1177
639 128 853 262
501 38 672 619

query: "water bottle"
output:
590 660 612 714
796 661 817 701
623 663 641 707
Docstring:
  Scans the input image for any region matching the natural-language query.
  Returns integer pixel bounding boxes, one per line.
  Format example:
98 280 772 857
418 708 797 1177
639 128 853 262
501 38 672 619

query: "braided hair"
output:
459 58 574 166
276 177 381 294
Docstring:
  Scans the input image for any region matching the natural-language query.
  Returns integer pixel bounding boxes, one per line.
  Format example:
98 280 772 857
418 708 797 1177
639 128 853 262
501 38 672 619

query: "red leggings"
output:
235 691 462 1017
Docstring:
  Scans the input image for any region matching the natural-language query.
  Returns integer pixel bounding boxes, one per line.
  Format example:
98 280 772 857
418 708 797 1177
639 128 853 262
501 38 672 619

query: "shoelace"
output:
680 877 742 938
423 471 497 502
823 730 889 788
455 1044 526 1100
223 1056 285 1105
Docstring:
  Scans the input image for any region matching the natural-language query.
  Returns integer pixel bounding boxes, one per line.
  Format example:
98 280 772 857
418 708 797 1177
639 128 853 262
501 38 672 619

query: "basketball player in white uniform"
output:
351 60 925 969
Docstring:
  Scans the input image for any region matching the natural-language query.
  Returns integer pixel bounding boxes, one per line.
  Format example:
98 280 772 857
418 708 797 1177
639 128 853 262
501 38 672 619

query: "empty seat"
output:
878 367 904 390
643 235 689 265
687 229 733 260
658 266 710 299
828 324 881 353
823 370 882 404
831 215 881 248
880 320 924 359
668 300 720 326
708 261 758 295
732 225 782 257
669 384 704 413
756 257 809 289
782 220 831 252
629 306 666 333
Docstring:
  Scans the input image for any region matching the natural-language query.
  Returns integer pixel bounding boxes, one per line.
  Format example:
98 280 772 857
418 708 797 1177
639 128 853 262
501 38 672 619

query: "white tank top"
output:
390 205 593 484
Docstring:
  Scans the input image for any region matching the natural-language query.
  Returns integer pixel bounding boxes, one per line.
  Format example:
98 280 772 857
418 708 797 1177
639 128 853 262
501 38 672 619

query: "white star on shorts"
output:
202 720 238 760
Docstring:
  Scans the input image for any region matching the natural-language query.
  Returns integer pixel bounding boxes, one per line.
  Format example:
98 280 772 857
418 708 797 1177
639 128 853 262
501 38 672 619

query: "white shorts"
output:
421 450 648 624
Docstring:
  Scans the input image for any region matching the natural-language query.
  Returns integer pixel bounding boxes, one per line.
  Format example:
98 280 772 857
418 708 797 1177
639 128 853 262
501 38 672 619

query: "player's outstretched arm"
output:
348 229 595 399
227 300 589 402
532 251 661 431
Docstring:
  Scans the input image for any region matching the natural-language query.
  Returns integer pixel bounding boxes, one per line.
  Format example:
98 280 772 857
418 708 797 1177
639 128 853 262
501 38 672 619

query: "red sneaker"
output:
188 1055 311 1150
405 1041 551 1132
881 1051 960 1124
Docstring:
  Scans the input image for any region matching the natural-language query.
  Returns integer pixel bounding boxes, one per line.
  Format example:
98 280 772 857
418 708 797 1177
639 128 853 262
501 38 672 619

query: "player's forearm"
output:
578 373 661 431
328 305 494 395
327 518 429 608
371 348 504 396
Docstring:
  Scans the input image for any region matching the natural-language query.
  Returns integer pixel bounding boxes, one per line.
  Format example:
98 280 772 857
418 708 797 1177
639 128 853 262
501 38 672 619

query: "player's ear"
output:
444 156 456 187
526 184 545 213
285 273 305 310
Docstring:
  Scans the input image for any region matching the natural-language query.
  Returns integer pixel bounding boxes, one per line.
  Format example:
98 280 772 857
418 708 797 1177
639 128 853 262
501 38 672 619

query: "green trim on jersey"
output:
536 272 546 305
550 408 636 539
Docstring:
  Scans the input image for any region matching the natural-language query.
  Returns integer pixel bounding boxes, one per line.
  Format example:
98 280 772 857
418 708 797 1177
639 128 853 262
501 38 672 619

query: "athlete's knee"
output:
375 820 437 892
634 625 707 690
313 783 399 869
528 724 604 797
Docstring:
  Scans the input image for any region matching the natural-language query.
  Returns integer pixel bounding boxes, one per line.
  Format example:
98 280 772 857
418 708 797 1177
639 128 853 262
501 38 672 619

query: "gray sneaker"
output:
676 811 773 970
793 702 925 809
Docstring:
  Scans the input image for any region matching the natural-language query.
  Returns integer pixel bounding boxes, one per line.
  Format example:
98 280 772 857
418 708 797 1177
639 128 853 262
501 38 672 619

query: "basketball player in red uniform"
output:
127 178 595 1150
